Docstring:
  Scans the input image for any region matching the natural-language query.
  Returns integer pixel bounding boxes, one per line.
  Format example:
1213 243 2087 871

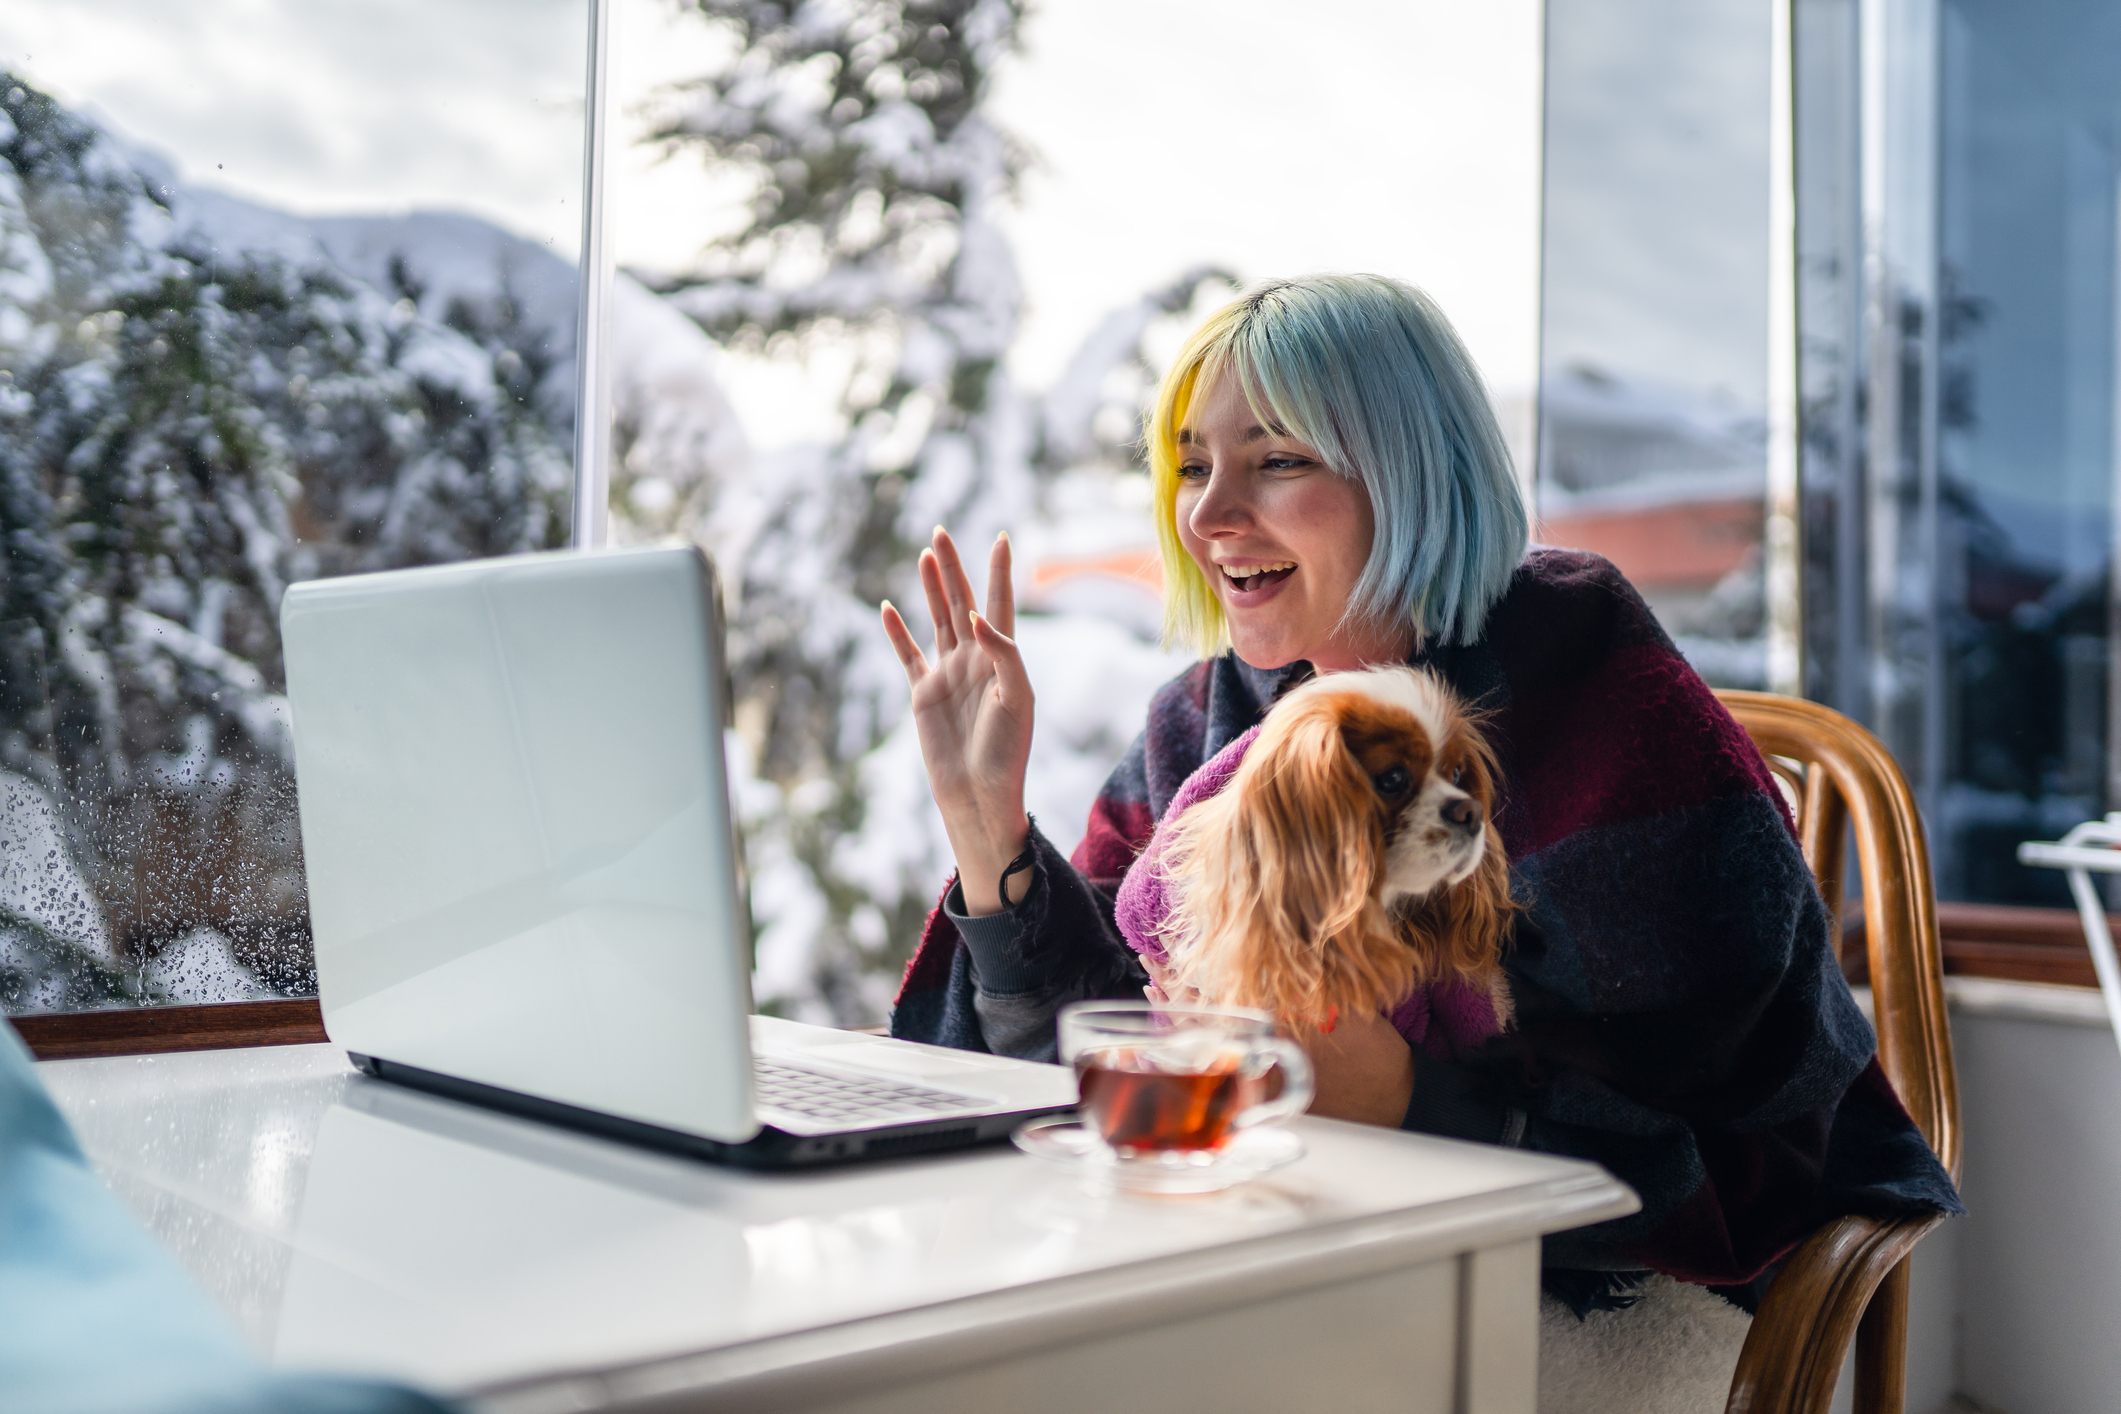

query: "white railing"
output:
2017 816 2121 1056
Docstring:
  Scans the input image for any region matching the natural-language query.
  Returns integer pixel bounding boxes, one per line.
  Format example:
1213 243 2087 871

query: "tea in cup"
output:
1056 1001 1313 1177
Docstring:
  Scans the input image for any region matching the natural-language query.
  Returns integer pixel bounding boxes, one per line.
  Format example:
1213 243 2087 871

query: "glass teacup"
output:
1054 1001 1314 1179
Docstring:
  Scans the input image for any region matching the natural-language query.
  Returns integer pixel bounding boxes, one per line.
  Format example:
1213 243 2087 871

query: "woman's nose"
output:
1186 466 1254 538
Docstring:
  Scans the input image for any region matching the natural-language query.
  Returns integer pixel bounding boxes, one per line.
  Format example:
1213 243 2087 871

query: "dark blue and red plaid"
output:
891 548 1960 1294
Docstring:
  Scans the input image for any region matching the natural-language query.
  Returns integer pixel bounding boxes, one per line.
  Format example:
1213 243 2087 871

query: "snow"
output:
392 324 500 405
1540 360 1766 495
0 772 110 956
144 928 267 1004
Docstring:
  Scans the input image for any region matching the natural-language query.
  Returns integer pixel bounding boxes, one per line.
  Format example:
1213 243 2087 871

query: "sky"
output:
0 0 591 259
614 0 1548 455
1541 0 1770 408
986 0 1545 398
1 0 1547 456
0 0 1776 466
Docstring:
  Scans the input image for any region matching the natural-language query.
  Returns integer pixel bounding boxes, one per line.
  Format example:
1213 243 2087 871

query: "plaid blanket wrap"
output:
890 548 1961 1295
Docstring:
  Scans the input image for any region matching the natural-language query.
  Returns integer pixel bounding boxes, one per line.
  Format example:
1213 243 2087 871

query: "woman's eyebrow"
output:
1175 424 1288 446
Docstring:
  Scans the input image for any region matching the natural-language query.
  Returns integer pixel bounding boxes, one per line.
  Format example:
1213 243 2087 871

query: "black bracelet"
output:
998 817 1038 906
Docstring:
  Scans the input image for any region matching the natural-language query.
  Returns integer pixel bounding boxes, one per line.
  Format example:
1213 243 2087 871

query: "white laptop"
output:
280 544 1074 1167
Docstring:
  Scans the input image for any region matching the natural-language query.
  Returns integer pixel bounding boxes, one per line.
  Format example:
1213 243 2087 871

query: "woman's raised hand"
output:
880 528 1035 916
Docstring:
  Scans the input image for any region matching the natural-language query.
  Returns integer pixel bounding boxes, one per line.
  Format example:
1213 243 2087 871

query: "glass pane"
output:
1792 0 1863 714
605 0 1544 1024
1 2 586 1014
1791 0 1948 821
1933 0 2121 903
1539 0 1773 686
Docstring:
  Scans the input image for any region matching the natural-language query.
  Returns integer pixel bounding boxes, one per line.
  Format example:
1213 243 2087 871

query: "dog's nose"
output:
1442 796 1483 832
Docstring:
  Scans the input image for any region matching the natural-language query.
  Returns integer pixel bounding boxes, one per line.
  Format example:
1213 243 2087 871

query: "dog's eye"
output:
1450 763 1467 788
1372 765 1412 797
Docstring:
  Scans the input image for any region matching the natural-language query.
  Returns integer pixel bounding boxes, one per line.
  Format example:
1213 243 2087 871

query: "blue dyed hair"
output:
1148 275 1528 654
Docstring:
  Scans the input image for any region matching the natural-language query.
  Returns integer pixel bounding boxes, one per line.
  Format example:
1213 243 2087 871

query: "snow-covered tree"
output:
646 1 1222 1020
2 17 1219 1024
0 75 571 1007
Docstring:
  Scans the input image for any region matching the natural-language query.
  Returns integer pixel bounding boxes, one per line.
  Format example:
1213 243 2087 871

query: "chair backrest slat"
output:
1797 766 1851 962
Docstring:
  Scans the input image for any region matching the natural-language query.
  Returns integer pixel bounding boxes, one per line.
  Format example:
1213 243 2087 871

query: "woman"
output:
879 276 1957 1380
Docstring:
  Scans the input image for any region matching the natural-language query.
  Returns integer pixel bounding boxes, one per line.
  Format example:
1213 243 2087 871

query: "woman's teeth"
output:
1222 562 1297 594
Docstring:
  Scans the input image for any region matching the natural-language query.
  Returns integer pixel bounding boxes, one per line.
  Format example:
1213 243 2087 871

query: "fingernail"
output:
998 530 1009 544
880 599 894 614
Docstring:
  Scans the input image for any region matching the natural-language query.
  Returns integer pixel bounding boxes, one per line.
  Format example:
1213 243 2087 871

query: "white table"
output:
40 1043 1637 1414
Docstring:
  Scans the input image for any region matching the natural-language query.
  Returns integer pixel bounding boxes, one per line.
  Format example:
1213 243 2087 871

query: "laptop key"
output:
754 1058 988 1121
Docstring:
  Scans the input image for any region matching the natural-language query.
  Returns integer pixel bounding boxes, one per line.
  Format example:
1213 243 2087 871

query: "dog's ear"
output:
1402 718 1516 1011
1158 692 1412 1024
1401 828 1513 988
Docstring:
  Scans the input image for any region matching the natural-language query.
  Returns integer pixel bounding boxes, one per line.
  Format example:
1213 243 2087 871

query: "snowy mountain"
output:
162 182 753 529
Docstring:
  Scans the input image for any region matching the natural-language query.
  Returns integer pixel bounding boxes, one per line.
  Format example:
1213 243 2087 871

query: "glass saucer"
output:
1011 1116 1304 1194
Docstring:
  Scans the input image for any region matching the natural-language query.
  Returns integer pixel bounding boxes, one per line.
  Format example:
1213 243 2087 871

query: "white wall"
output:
1893 979 2121 1414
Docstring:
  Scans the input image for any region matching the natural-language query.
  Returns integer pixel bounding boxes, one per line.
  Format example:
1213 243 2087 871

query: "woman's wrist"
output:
949 812 1032 917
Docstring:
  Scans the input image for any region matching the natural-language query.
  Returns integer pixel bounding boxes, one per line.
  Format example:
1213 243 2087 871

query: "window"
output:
23 0 2112 1053
2 1 591 1035
1545 0 2121 975
1797 0 2121 915
1538 0 1781 692
8 0 1554 1045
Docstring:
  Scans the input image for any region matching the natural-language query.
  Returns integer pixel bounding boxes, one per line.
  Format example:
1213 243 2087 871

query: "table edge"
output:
469 1167 1638 1413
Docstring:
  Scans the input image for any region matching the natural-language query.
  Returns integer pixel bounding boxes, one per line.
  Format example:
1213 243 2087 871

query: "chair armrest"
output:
1725 1211 1945 1414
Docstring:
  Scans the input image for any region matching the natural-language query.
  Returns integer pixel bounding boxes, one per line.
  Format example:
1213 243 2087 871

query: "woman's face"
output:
1174 375 1410 672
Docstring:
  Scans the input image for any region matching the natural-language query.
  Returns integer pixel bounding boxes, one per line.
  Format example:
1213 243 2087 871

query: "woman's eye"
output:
1373 765 1412 796
1262 456 1311 472
1178 462 1209 480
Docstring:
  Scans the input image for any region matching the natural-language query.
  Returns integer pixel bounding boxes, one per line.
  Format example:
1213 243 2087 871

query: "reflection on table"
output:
41 1042 1636 1412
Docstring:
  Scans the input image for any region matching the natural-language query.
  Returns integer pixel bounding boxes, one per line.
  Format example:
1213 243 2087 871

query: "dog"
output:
1151 666 1515 1032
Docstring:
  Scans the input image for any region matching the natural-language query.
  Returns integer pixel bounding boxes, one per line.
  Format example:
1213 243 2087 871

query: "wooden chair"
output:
1714 691 1962 1414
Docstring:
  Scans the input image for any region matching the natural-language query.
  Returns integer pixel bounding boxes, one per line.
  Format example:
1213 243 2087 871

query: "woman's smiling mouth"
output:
1221 561 1297 595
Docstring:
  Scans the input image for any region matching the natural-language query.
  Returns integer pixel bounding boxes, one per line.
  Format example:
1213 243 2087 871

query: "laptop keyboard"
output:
753 1058 989 1126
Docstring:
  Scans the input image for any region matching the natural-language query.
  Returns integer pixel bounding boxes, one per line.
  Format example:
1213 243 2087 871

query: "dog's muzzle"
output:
1442 795 1484 836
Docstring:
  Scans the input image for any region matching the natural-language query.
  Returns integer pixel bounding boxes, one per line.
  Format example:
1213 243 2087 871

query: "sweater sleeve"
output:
1493 800 1961 1281
890 741 1159 1058
1403 1052 1527 1148
938 826 1147 1061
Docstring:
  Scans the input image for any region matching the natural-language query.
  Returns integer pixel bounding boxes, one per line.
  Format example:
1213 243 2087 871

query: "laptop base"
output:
347 1053 1071 1170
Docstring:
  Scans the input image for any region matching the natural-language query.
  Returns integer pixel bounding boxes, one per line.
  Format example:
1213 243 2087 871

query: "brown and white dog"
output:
1152 666 1515 1031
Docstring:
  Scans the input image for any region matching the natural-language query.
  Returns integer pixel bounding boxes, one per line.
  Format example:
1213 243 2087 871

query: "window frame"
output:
14 1000 326 1061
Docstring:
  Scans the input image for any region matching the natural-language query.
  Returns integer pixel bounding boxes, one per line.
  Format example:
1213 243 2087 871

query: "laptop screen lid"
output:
281 546 760 1143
